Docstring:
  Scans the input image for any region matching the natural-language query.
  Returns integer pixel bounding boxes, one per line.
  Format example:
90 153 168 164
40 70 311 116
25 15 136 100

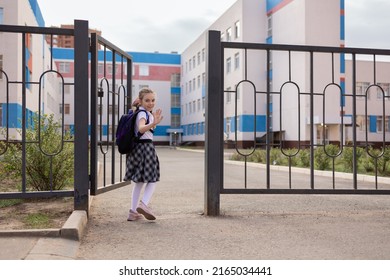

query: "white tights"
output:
131 182 156 211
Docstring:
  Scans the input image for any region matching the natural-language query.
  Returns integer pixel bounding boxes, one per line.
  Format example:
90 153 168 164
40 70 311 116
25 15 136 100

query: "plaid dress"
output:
124 141 160 183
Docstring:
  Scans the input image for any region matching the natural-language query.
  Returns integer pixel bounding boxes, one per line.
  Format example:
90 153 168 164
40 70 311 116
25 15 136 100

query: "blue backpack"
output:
116 109 148 154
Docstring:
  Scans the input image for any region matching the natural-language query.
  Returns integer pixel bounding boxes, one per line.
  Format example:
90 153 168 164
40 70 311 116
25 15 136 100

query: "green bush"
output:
280 148 299 166
340 146 364 173
314 147 331 170
365 146 390 176
298 149 310 167
1 114 74 191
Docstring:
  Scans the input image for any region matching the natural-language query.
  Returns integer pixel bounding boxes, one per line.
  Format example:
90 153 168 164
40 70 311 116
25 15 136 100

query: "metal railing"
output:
205 30 390 216
0 21 89 210
89 33 133 195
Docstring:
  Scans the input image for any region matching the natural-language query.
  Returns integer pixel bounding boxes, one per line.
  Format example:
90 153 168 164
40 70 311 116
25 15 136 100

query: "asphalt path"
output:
76 148 390 260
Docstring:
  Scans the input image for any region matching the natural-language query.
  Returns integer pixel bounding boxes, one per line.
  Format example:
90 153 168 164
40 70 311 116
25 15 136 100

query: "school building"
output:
1 0 390 147
181 0 390 148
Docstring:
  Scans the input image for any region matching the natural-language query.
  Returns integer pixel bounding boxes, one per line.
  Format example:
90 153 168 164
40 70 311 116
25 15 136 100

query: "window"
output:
377 83 390 98
64 84 71 94
202 73 206 86
221 32 225 42
226 27 232 42
0 103 2 126
98 63 104 75
377 116 383 132
226 117 231 135
189 59 192 71
59 62 70 73
356 82 369 97
267 15 272 37
234 53 240 70
139 65 149 76
202 48 205 62
234 21 240 39
171 94 180 107
226 57 232 74
0 8 3 24
197 99 201 111
197 52 201 65
197 75 200 88
192 101 196 113
171 114 180 128
226 87 232 104
171 73 180 87
193 78 196 91
64 104 70 115
202 97 205 110
189 80 192 92
193 56 196 69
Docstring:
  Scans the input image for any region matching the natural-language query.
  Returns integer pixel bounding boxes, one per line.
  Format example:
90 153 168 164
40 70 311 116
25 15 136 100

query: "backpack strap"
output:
134 109 154 136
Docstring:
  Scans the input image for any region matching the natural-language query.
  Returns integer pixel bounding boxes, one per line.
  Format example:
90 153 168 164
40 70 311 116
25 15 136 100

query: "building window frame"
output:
226 57 232 74
234 20 240 39
139 65 149 76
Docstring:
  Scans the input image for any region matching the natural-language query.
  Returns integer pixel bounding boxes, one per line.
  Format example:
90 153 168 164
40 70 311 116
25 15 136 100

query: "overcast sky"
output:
37 0 390 53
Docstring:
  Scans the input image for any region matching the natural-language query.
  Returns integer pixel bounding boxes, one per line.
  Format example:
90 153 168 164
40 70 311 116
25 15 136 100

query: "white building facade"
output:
181 0 387 148
0 0 60 139
2 0 390 148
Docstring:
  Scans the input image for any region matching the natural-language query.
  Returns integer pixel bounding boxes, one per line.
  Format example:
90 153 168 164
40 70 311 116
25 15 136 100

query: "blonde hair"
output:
132 88 155 107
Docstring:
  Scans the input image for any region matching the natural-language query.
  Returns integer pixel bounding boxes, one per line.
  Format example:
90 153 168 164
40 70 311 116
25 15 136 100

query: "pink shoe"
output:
136 201 156 220
127 209 142 221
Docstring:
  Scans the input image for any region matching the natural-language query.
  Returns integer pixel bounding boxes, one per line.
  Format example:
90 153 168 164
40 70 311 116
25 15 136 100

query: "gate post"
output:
74 20 90 212
205 31 223 216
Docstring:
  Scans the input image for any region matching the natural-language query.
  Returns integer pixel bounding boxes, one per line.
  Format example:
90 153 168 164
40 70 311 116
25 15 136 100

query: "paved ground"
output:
1 147 390 260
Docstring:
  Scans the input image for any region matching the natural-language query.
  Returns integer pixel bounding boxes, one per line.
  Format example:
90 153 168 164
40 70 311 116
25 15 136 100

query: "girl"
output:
124 88 163 221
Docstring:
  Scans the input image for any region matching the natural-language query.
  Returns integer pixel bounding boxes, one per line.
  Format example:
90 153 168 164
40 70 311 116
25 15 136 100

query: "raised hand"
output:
153 109 163 125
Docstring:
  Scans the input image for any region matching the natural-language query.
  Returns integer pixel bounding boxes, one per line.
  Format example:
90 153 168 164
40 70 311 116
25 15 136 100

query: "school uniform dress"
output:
124 108 160 183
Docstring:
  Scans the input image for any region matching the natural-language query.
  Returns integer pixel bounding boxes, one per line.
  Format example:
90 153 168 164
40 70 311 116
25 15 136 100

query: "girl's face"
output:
140 92 156 112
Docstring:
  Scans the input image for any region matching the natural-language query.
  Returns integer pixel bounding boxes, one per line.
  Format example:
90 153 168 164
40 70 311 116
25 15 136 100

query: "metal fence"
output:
0 21 131 211
89 33 133 195
205 30 390 216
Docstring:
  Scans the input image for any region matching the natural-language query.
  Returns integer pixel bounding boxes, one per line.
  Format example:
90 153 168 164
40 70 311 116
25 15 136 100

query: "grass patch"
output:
0 199 23 208
23 213 52 229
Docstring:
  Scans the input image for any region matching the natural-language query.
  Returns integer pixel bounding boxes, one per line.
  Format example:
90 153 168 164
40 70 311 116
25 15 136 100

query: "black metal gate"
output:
0 21 132 212
89 33 133 195
205 30 390 216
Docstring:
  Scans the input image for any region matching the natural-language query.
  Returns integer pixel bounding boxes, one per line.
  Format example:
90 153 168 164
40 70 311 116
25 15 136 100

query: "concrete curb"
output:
60 210 88 240
0 210 88 240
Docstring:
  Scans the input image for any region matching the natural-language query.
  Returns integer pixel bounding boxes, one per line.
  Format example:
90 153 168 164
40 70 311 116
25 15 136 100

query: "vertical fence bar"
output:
74 20 90 211
205 30 223 216
111 51 116 184
126 58 133 112
127 58 133 112
21 33 27 192
90 33 98 195
266 49 271 189
352 53 358 189
309 51 315 189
